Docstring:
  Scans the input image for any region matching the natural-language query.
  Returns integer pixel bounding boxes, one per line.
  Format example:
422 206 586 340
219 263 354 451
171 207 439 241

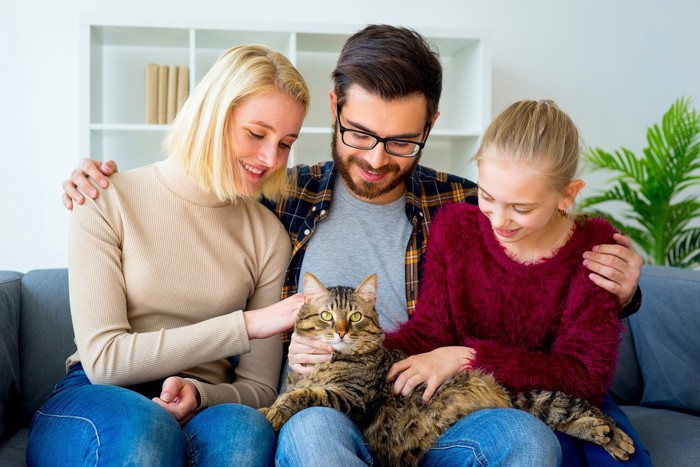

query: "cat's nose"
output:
337 320 349 338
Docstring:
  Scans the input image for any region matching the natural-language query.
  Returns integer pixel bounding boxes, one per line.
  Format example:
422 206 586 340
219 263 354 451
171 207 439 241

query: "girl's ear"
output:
559 179 585 211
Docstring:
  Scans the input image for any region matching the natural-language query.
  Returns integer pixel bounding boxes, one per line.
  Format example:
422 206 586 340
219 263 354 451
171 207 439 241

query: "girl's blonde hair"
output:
473 99 581 198
164 44 310 202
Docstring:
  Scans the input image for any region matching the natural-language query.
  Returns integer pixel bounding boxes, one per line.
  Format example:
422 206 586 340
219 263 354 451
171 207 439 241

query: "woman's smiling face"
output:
227 89 305 195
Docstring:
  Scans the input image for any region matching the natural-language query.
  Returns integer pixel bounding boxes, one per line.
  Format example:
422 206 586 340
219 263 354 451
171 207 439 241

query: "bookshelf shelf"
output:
80 21 490 178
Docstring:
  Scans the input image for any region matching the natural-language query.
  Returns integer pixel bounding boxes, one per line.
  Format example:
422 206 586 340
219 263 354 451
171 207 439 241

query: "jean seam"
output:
428 440 487 467
35 410 101 467
183 427 197 466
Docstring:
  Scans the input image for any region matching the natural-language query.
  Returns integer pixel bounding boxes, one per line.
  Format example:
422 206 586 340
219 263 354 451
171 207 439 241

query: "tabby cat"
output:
260 273 635 466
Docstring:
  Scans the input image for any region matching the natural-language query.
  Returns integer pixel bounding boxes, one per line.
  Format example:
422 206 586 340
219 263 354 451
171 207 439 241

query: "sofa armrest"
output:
629 265 700 415
0 271 23 439
19 269 75 425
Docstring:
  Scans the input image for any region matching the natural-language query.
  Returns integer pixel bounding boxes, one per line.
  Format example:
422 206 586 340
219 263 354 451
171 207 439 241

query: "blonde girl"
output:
386 100 651 466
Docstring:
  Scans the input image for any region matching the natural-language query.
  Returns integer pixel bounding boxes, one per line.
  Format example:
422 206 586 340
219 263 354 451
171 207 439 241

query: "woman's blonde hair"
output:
473 99 581 198
164 44 310 202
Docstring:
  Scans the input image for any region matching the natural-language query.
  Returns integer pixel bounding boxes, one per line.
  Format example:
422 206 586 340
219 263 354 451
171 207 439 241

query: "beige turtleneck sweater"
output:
67 156 290 409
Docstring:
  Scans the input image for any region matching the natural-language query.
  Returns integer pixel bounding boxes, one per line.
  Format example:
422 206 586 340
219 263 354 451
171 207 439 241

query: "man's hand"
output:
152 376 199 426
387 346 475 402
287 332 333 375
62 158 118 210
584 233 642 306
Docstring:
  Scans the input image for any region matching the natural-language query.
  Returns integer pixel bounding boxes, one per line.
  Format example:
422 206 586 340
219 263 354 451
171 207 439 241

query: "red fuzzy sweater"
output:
385 204 623 403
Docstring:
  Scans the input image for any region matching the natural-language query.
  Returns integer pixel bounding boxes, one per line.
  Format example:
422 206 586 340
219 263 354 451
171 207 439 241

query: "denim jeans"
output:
276 407 561 466
26 364 276 466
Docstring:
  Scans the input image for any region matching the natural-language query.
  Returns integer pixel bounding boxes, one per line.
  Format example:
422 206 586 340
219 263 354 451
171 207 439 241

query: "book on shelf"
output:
176 66 189 115
144 64 158 124
157 64 169 124
145 64 190 124
166 65 178 123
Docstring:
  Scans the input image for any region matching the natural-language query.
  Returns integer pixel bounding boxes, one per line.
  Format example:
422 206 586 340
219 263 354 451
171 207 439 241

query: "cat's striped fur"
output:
259 273 634 466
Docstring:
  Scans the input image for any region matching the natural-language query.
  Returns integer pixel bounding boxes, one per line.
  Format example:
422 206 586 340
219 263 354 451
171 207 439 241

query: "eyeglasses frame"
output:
335 103 432 158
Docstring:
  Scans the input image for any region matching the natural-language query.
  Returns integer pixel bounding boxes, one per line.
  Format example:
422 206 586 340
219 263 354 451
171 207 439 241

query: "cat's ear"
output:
355 274 378 306
303 272 327 303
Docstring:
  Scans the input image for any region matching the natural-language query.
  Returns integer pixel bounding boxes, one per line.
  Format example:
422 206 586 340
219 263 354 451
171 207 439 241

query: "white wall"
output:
2 0 699 272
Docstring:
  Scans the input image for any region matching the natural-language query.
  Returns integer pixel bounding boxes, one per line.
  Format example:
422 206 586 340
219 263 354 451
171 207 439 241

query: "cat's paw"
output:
259 406 289 431
604 427 635 461
588 418 612 445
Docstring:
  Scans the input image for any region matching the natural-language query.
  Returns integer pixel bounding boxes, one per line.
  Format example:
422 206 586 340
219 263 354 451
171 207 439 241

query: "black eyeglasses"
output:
336 104 431 158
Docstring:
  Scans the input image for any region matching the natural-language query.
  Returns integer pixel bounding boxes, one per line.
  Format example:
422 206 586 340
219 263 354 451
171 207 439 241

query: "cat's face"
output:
296 273 384 354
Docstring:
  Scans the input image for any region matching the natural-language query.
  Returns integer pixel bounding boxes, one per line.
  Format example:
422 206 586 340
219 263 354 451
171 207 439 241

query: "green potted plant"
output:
581 97 700 267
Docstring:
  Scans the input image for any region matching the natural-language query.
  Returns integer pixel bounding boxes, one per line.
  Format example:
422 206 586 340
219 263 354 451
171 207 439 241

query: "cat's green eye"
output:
349 312 362 322
320 311 333 321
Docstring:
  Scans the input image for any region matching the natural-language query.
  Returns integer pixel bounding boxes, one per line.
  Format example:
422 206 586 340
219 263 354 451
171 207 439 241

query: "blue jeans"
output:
276 407 561 466
26 364 276 466
558 394 652 466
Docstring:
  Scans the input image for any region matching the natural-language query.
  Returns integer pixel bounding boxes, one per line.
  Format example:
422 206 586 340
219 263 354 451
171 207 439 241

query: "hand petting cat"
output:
387 346 476 402
243 293 305 339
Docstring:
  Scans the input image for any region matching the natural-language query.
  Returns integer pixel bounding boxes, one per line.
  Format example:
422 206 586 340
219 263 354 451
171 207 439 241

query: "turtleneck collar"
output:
154 155 232 208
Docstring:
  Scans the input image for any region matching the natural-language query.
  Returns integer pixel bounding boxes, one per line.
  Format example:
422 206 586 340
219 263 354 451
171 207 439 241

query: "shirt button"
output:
311 206 317 211
320 210 326 215
304 229 310 235
419 212 424 217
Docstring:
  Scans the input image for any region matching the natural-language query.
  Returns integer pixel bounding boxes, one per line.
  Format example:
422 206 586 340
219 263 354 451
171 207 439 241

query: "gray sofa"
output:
1 266 699 466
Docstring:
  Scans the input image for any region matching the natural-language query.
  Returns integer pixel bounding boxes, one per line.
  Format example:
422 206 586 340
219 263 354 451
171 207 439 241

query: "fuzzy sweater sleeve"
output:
466 267 622 403
385 206 461 354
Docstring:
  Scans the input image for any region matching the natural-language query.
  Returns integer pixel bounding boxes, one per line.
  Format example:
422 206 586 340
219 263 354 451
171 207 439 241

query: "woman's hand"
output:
243 293 305 339
584 233 642 306
62 158 118 210
387 346 475 402
152 376 200 426
287 332 334 375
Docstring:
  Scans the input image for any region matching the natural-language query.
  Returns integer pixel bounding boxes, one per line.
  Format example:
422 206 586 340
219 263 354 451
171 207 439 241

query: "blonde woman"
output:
27 45 309 466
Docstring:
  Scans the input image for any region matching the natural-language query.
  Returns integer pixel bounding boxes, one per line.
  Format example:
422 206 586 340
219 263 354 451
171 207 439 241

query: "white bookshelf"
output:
80 20 491 179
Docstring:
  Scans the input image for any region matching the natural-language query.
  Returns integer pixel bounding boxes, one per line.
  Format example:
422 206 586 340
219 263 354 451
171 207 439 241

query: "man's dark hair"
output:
332 24 442 120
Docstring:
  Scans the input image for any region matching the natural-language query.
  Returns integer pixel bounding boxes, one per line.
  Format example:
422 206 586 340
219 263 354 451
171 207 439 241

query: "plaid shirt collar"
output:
269 161 476 315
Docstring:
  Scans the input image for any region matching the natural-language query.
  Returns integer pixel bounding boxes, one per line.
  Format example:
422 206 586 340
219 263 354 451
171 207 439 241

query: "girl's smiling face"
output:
477 149 582 258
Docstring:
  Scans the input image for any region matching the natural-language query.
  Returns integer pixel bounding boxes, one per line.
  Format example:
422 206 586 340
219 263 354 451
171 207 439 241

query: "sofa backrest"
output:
612 265 700 415
0 271 22 438
19 269 76 425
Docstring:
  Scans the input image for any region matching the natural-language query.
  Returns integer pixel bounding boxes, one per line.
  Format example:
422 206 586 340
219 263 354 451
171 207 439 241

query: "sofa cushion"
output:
0 428 28 466
0 271 22 440
610 319 643 405
621 405 700 467
630 265 700 415
19 269 76 424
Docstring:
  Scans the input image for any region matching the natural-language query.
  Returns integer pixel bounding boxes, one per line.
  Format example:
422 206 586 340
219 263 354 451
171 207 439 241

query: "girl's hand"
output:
387 346 475 402
287 332 333 375
244 293 305 339
152 376 199 426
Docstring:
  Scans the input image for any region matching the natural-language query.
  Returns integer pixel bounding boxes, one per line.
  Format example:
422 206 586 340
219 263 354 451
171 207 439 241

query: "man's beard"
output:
331 125 421 201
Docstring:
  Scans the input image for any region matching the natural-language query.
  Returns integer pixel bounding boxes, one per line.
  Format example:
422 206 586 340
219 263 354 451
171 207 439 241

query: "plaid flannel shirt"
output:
262 161 478 316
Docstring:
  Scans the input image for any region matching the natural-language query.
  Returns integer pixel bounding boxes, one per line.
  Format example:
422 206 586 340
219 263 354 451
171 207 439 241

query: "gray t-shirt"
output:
298 178 412 331
280 178 413 391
